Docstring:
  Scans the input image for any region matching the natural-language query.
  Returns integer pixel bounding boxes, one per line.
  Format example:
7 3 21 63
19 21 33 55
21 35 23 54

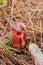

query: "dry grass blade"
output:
0 0 43 65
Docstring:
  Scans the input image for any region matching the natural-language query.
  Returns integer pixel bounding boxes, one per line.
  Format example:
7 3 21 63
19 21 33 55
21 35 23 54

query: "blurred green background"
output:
0 0 7 6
